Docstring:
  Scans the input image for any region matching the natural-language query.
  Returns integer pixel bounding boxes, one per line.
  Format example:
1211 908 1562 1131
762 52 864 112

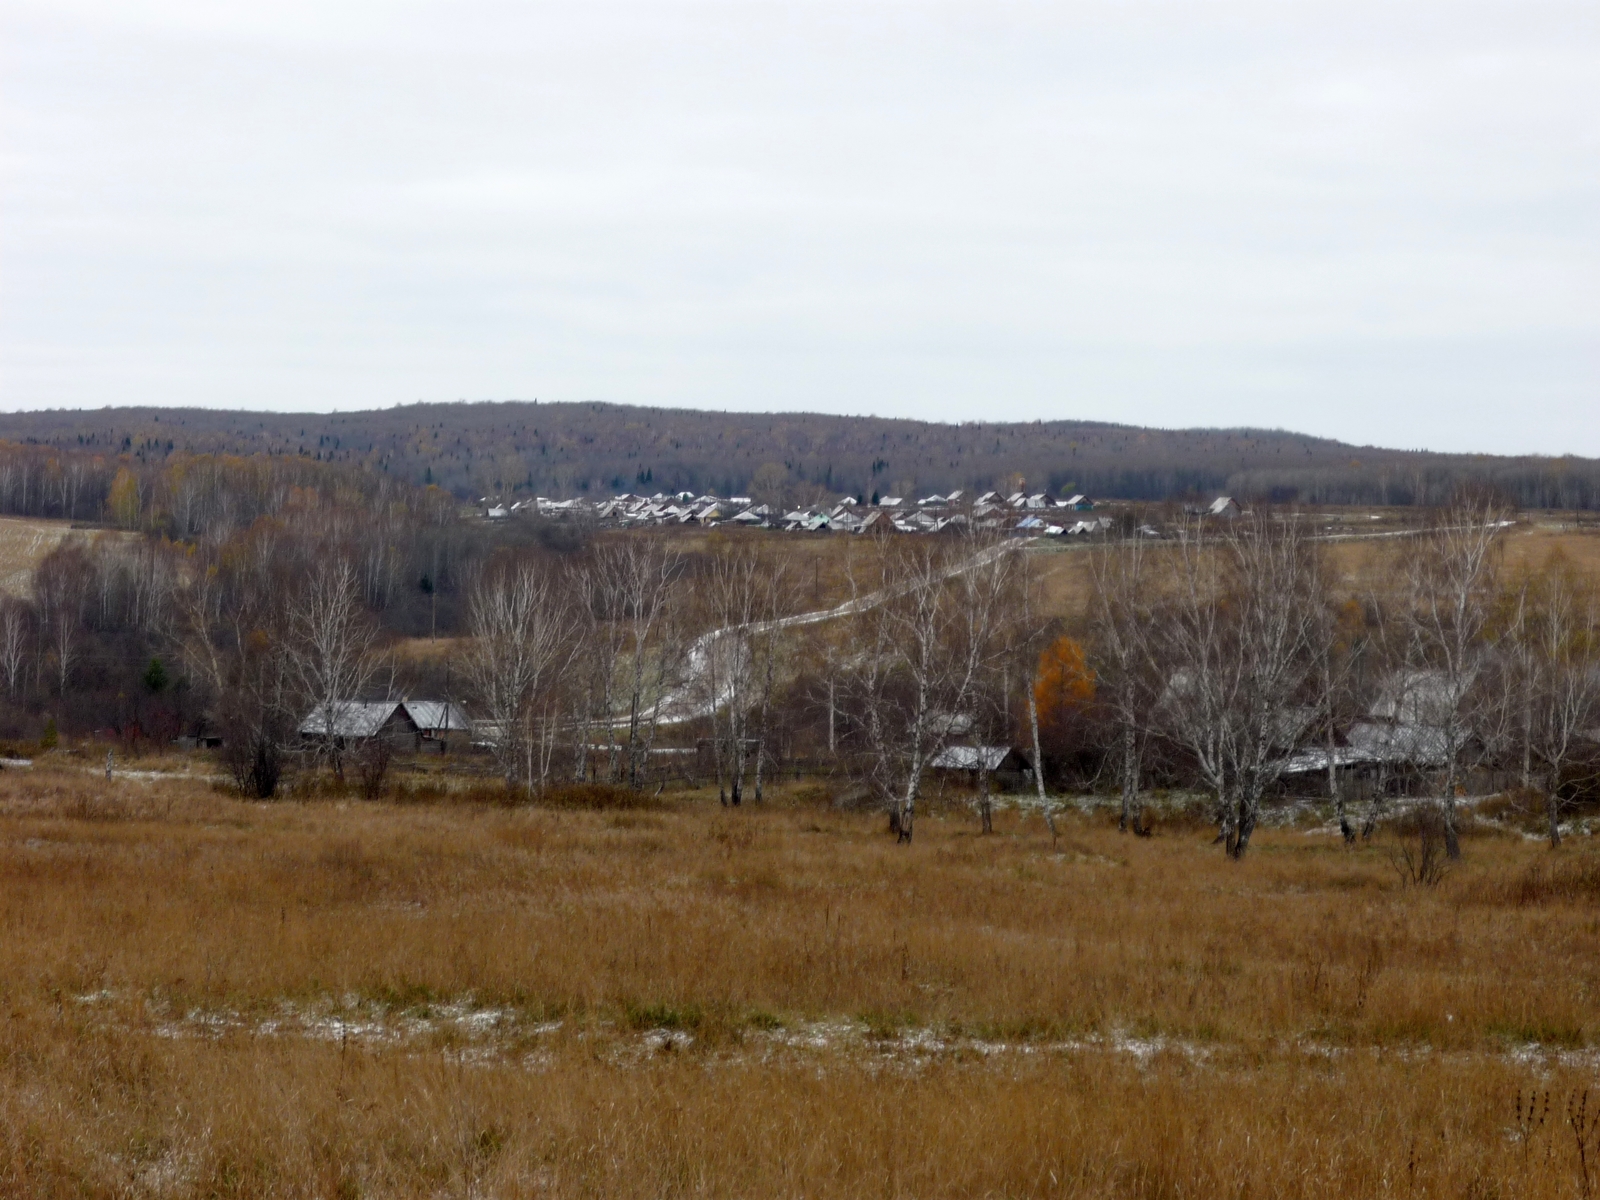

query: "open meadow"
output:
0 516 95 599
5 760 1600 1198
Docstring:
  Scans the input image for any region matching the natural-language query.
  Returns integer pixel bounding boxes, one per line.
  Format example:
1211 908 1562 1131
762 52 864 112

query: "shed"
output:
929 745 1033 790
298 701 419 749
400 701 473 753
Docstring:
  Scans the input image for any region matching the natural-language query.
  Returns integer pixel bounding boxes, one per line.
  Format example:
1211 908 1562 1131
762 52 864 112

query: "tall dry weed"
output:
1 763 1598 1195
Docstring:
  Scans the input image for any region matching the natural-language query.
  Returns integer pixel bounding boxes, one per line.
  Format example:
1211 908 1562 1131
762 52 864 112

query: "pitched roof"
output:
401 700 472 734
929 745 1027 771
298 701 411 739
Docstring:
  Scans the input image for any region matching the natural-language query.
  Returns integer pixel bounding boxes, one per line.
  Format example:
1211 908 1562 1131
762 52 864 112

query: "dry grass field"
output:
5 760 1600 1197
0 516 90 597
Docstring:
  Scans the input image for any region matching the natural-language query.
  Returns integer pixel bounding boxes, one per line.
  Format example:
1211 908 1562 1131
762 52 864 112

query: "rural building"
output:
929 745 1033 790
298 699 472 754
399 701 473 753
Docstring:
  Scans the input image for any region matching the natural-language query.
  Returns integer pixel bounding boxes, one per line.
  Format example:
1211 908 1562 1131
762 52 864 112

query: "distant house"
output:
400 701 473 753
1207 496 1241 518
299 701 418 749
856 510 896 534
929 745 1033 790
299 700 472 754
1280 668 1479 790
1062 494 1094 510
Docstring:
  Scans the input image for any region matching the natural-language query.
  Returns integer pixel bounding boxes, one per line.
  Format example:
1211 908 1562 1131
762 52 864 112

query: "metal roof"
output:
401 701 472 733
298 701 410 739
930 745 1025 771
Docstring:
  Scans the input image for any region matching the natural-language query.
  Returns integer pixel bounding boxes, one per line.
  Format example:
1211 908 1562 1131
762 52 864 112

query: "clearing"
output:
2 763 1598 1197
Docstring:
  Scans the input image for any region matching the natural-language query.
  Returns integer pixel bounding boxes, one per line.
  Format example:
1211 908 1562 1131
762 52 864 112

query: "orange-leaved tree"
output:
1033 635 1096 729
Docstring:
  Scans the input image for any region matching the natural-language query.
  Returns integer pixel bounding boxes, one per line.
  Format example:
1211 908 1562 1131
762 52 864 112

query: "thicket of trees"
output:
0 452 570 748
2 449 1597 859
1073 499 1600 857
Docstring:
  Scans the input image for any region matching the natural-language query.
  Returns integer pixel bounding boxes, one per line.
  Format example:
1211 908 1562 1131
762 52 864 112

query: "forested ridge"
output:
2 401 1599 508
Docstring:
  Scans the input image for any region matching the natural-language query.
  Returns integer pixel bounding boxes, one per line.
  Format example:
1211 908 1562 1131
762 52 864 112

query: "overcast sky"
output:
2 1 1596 454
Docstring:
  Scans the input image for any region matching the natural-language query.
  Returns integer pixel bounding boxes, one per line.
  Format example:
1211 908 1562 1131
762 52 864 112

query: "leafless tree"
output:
0 601 28 698
1014 549 1060 846
1149 512 1322 857
1221 514 1322 855
570 560 626 781
464 562 579 789
1088 535 1155 834
699 546 793 805
844 532 1019 844
1396 495 1509 858
31 539 91 700
1307 553 1373 843
287 559 385 781
612 540 685 787
1149 518 1241 844
1523 572 1600 846
749 554 794 803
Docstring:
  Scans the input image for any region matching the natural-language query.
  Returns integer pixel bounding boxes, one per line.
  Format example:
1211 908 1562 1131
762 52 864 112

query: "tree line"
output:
2 458 1596 856
6 402 1600 510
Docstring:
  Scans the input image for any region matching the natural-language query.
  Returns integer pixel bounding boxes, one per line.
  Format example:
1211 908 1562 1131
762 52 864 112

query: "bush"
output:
1391 807 1452 887
222 731 284 799
351 738 392 801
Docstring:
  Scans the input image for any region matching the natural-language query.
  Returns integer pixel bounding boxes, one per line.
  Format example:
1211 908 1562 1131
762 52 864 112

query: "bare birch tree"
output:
700 546 794 805
1220 513 1321 856
1398 496 1508 859
1524 573 1600 846
585 540 683 787
845 532 1018 844
0 601 28 698
1149 518 1241 844
287 559 384 781
1308 577 1371 844
1089 535 1154 833
464 562 579 789
1150 512 1322 857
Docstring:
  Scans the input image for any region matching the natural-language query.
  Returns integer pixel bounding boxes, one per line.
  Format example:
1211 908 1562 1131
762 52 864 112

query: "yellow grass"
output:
4 762 1600 1196
0 516 86 597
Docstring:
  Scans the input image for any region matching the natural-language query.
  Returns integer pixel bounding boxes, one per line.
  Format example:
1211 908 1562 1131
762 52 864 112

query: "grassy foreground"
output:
4 765 1600 1197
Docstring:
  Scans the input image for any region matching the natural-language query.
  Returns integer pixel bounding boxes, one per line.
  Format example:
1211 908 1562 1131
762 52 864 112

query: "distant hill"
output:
1 401 1597 509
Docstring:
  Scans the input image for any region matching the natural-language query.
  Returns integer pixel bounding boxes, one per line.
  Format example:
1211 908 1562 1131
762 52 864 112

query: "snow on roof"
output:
298 701 409 739
401 701 472 733
930 745 1023 771
1367 669 1474 727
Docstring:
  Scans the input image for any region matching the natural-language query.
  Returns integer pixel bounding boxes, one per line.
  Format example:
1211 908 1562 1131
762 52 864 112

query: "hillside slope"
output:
1 402 1596 508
